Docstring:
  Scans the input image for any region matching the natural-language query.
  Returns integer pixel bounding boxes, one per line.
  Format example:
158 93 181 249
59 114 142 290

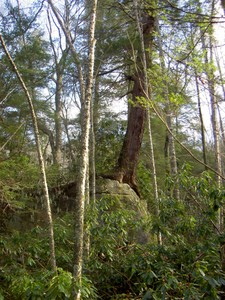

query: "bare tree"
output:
201 1 223 231
155 18 180 200
47 7 70 165
195 72 207 167
47 1 98 298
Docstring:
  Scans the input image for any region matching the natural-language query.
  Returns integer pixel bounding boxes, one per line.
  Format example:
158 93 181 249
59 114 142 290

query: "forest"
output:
1 0 225 299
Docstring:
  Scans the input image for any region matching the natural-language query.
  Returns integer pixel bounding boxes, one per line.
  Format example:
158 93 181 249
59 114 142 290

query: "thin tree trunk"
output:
90 93 96 203
72 0 97 298
54 70 63 164
47 0 85 105
63 112 75 164
83 161 90 260
46 4 95 295
47 8 70 165
0 121 25 152
201 7 223 232
215 49 225 166
146 108 162 245
209 52 223 233
155 18 179 200
195 72 207 167
0 35 57 272
133 0 161 244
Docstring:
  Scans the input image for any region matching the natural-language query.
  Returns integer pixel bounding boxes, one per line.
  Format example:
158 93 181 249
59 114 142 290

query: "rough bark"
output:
90 97 96 202
115 6 155 195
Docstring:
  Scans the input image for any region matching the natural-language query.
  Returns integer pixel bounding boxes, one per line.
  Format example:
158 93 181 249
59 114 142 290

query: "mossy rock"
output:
96 178 149 244
96 178 146 211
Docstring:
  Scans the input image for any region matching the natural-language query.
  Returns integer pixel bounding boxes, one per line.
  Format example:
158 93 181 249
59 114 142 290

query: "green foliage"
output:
15 34 50 88
85 166 225 299
0 155 39 187
0 216 97 299
95 113 126 173
0 155 40 215
45 268 72 299
1 166 225 299
86 195 149 299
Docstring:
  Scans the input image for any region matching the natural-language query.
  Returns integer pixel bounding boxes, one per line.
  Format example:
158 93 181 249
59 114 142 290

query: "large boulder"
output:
96 178 145 211
96 178 149 244
2 178 149 243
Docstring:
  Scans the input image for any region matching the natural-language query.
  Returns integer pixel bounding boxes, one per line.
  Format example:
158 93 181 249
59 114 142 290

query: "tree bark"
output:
47 8 70 165
201 5 223 232
0 35 57 272
72 0 97 298
195 72 207 167
47 0 85 105
155 17 179 200
115 7 155 195
54 69 63 164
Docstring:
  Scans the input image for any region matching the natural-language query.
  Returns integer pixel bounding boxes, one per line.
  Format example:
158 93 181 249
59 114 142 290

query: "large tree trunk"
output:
116 80 147 192
115 10 155 195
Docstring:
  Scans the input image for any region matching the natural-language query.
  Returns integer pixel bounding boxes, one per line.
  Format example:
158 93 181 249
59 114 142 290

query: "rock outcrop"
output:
2 178 149 243
96 178 148 244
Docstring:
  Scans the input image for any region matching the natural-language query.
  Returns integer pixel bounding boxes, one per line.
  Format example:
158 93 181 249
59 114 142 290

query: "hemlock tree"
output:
133 0 161 244
114 1 156 195
0 2 52 159
0 35 57 272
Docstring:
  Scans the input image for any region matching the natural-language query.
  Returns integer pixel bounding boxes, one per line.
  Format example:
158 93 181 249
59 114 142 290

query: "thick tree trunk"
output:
115 10 155 195
116 80 147 193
